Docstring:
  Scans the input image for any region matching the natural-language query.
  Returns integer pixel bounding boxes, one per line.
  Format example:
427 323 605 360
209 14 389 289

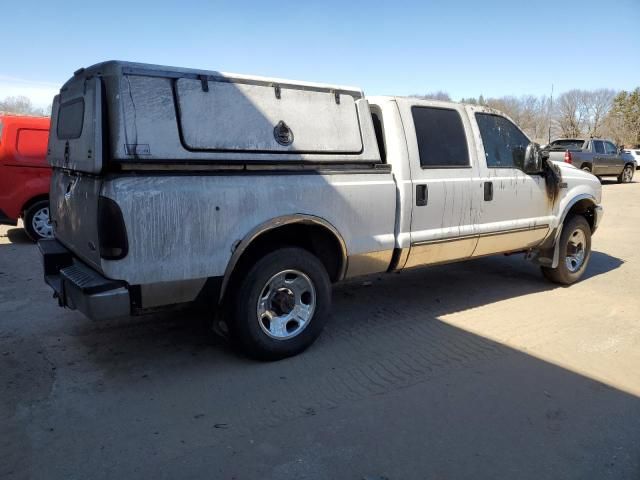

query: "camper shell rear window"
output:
57 98 84 139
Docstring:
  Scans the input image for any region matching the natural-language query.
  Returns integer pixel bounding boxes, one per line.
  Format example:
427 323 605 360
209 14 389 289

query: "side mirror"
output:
524 143 543 174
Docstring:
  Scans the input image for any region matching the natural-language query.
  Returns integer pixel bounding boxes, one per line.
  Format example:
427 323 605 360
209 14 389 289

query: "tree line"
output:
413 88 640 148
0 95 51 117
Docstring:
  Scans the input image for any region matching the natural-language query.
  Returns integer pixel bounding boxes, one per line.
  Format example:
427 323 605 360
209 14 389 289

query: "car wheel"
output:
581 165 592 173
23 200 53 242
617 164 634 183
230 247 331 360
541 215 591 285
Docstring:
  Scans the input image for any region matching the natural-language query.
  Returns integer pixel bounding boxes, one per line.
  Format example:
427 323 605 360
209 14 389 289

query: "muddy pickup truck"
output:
39 61 603 359
545 138 635 183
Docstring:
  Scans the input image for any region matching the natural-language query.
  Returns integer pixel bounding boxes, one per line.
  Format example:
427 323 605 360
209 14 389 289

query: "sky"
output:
2 0 639 108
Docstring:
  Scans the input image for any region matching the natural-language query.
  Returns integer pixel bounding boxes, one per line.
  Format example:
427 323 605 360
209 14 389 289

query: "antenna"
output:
548 84 554 144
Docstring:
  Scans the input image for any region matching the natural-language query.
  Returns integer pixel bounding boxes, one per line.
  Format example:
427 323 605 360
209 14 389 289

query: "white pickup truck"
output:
40 61 603 359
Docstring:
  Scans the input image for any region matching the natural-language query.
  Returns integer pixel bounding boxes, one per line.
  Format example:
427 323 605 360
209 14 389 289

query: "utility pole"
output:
548 84 554 144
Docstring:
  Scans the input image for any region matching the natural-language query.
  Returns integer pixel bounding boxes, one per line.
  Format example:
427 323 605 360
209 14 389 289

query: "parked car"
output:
544 138 635 183
0 114 52 240
622 147 640 169
40 61 603 359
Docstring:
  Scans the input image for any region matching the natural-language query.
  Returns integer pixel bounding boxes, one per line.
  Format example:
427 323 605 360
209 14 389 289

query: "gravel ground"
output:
1 181 639 480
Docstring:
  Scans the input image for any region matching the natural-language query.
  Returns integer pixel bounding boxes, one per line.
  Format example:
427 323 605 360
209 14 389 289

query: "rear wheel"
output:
230 247 331 360
23 200 53 241
541 215 591 285
618 164 634 183
581 165 592 173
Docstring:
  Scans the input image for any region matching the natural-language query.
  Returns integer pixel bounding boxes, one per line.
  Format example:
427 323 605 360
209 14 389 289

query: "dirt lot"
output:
1 181 639 480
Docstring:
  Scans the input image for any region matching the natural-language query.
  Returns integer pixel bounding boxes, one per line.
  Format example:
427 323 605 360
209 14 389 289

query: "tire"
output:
23 200 53 242
581 165 592 173
230 247 331 360
617 164 634 183
541 215 591 285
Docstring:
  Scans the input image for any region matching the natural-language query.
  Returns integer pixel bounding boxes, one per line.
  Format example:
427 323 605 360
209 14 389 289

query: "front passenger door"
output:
471 110 553 257
604 141 623 174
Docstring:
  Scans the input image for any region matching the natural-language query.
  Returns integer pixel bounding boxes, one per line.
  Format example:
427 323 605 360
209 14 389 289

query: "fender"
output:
550 193 598 268
219 214 348 301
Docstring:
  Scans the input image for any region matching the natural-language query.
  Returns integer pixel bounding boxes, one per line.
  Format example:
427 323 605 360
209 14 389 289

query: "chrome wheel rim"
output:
31 207 53 238
565 228 586 273
623 166 633 182
256 269 316 340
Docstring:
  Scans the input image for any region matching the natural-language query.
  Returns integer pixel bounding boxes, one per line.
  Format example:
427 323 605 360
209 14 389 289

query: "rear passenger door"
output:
470 109 553 257
397 101 480 268
592 140 607 175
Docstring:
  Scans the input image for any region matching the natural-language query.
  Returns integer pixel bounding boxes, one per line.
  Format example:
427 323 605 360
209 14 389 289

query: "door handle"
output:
416 184 428 206
484 181 493 201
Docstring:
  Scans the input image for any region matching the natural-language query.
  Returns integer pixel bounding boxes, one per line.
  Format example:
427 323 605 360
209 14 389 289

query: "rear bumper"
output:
0 209 17 226
38 239 131 320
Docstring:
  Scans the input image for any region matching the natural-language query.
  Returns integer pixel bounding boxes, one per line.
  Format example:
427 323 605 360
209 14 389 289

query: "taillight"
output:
98 196 128 260
564 150 572 163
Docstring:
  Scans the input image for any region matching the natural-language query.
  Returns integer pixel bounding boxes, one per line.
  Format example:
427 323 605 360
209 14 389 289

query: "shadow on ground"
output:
0 227 32 245
2 250 636 479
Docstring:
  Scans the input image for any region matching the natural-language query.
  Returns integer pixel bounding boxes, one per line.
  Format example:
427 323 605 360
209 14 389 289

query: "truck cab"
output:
369 97 602 272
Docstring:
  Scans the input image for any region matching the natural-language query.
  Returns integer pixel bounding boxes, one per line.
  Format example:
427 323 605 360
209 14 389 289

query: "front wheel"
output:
541 215 591 285
230 247 332 360
23 200 53 241
618 164 634 183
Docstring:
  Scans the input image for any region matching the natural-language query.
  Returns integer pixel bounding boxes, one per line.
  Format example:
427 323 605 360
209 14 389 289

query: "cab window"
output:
594 140 605 154
475 113 529 169
604 142 617 155
412 106 469 168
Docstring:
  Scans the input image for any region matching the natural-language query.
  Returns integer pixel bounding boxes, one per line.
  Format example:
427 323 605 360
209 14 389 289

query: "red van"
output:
0 114 52 240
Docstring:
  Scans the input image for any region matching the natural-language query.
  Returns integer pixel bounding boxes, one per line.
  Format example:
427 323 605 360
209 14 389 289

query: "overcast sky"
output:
2 0 639 107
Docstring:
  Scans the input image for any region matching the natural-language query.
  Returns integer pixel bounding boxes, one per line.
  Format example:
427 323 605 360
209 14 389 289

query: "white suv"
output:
622 148 640 169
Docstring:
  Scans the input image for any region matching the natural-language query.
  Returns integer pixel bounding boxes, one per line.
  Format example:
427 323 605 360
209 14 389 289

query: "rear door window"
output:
594 141 605 154
475 113 529 169
411 106 469 168
56 98 84 139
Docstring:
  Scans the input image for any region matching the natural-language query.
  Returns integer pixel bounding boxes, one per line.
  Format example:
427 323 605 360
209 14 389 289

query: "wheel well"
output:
566 199 595 232
21 195 49 217
225 222 345 297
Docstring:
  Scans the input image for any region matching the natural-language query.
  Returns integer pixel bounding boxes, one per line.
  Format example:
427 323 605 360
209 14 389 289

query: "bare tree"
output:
582 89 616 137
0 95 48 116
483 95 550 143
554 90 589 138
